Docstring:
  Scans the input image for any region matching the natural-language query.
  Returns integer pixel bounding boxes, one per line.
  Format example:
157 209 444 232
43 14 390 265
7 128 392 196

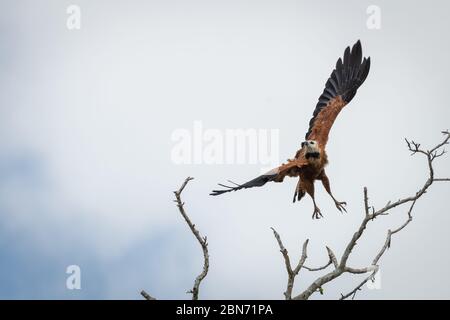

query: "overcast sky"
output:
1 0 450 299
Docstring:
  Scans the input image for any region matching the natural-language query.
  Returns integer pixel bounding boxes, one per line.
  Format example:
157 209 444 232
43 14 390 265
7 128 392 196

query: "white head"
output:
302 140 320 153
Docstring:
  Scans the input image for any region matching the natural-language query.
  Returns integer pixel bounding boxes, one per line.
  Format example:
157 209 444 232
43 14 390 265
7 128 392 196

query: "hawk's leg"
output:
319 170 347 213
293 178 305 203
311 199 323 219
302 179 323 219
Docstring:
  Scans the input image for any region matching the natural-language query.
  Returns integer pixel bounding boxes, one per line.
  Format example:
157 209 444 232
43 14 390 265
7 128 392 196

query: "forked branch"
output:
272 131 450 300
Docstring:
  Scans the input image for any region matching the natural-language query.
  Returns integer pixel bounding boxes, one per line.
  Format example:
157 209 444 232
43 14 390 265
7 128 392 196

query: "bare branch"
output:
293 240 310 276
271 227 292 276
326 246 338 268
371 132 449 219
294 269 344 300
363 187 370 217
429 130 450 154
345 265 377 274
340 199 417 300
141 177 209 300
271 227 309 299
140 290 156 300
174 177 209 300
339 269 378 300
302 247 335 272
303 260 332 272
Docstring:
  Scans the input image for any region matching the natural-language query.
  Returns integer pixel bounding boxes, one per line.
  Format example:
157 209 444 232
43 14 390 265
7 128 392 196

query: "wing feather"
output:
305 40 371 148
210 159 307 196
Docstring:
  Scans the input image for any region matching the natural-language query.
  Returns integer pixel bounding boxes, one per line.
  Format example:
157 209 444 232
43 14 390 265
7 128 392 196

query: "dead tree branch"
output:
140 290 156 300
272 131 450 300
271 228 309 299
174 177 210 300
141 177 209 300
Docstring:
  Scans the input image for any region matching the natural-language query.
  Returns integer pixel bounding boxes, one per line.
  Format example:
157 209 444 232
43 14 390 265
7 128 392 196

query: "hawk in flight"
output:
210 40 371 219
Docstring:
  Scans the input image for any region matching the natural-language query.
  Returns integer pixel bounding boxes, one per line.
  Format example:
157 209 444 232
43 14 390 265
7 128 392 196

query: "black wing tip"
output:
326 40 371 97
210 174 276 196
210 181 241 196
210 190 228 196
210 189 233 196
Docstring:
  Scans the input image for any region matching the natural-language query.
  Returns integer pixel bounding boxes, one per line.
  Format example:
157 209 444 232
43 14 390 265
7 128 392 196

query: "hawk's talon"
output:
312 206 323 219
335 201 347 213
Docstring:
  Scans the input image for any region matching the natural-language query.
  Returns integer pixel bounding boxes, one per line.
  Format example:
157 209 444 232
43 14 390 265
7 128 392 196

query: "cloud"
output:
0 0 450 299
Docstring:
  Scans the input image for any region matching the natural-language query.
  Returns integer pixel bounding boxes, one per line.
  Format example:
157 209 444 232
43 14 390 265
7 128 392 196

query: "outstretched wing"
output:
305 40 371 149
210 158 307 196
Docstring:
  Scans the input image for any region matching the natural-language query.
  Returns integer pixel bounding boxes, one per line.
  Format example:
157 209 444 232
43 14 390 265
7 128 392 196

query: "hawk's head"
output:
302 140 320 160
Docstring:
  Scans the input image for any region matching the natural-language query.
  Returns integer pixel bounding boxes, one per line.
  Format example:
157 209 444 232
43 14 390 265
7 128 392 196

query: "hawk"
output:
210 40 371 219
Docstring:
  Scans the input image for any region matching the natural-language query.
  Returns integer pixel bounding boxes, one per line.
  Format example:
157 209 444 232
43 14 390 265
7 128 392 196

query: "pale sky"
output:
0 0 449 299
